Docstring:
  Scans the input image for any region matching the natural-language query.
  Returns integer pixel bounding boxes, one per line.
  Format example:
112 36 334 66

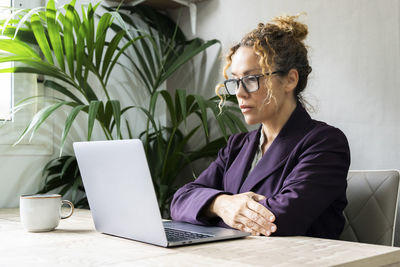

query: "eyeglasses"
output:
223 71 283 95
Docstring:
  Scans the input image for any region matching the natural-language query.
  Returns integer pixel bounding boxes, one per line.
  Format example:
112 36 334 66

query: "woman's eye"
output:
244 76 257 83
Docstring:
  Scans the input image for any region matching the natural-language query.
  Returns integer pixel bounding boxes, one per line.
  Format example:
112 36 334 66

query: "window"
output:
0 0 12 120
0 0 52 155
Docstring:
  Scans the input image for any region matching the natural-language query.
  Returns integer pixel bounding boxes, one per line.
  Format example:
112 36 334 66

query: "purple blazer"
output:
170 104 351 239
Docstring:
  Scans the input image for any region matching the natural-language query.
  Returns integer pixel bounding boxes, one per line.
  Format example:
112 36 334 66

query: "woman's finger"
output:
234 214 268 236
247 199 276 222
243 226 259 236
231 221 245 231
240 208 277 234
250 192 266 202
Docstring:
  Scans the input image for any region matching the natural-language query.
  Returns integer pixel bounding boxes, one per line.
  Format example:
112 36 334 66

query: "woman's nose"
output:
236 81 249 98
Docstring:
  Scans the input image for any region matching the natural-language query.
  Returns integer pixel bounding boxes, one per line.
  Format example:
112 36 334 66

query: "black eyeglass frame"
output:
223 71 285 95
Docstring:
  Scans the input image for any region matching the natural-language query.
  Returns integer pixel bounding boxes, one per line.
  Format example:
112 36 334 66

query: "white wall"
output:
171 0 400 170
1 0 399 208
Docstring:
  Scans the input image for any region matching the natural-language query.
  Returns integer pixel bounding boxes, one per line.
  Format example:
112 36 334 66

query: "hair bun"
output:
271 14 308 42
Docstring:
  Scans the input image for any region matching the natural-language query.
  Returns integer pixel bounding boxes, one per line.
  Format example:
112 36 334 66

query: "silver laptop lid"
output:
73 139 168 247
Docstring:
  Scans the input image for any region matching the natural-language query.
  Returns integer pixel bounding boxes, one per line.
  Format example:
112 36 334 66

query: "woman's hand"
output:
208 192 277 236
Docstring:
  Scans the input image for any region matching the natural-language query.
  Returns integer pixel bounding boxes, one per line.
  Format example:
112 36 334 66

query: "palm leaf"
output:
209 104 228 140
101 29 125 78
75 24 86 82
60 155 76 179
0 39 40 58
103 100 114 129
104 35 146 86
30 13 54 64
60 104 87 154
110 100 121 139
109 11 132 39
94 13 112 71
0 63 75 87
160 90 176 126
1 8 27 35
80 4 95 82
166 126 200 174
135 32 157 82
14 101 69 145
222 112 239 133
46 0 65 71
176 89 187 124
157 39 219 87
125 119 133 139
1 27 37 44
13 7 46 39
80 81 98 102
87 100 101 141
44 80 84 104
224 110 247 132
188 137 228 162
63 2 76 77
193 95 209 137
149 90 161 116
129 35 155 88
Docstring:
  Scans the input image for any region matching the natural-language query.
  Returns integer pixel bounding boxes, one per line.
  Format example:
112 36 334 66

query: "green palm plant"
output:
106 5 247 214
141 89 247 214
0 1 247 215
1 0 139 147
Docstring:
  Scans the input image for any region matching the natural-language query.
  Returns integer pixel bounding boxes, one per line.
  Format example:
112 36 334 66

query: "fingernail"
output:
270 216 275 221
271 225 276 232
266 231 271 236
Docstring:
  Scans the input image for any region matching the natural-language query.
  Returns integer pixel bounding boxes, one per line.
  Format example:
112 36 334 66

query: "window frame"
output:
0 0 53 155
0 0 13 121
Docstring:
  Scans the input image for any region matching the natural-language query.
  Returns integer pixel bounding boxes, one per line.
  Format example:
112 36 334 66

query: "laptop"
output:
73 139 249 247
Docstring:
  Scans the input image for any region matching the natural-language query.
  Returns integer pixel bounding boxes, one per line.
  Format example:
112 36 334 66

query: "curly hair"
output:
216 14 312 109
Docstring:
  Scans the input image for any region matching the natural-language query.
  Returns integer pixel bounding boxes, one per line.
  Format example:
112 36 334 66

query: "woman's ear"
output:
284 69 299 93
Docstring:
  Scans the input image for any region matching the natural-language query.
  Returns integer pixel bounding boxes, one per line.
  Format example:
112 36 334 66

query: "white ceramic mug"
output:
20 194 74 232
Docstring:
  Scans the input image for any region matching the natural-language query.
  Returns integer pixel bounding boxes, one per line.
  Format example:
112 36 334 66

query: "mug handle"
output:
60 200 74 219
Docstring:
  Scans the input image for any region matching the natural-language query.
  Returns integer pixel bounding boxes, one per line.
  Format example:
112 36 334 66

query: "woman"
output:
170 14 350 239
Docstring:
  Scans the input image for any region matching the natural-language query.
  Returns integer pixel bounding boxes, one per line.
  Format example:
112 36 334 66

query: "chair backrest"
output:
340 170 400 246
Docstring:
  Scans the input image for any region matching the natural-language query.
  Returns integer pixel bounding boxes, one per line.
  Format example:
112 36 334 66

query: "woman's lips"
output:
239 105 253 113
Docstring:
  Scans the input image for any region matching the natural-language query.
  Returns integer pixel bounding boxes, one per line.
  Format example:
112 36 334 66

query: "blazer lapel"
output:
240 104 314 193
224 129 260 194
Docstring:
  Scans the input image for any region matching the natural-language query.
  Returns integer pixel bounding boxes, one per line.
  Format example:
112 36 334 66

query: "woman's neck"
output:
261 99 297 144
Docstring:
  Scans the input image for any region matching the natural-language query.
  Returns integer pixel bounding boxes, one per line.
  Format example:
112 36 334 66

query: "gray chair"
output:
340 170 400 246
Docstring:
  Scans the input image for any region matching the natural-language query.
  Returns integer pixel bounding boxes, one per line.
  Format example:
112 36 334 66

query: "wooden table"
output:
1 209 400 266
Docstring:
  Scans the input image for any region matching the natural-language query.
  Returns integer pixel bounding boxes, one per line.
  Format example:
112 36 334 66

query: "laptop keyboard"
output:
164 227 213 242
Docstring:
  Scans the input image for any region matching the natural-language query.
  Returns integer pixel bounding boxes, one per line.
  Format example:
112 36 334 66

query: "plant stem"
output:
144 91 154 153
100 123 113 140
94 71 111 101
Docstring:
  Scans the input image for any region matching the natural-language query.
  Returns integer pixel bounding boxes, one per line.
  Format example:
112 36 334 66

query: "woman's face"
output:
230 46 289 125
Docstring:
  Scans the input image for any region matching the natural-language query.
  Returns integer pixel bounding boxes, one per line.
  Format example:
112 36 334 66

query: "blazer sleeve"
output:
259 126 351 236
170 135 235 225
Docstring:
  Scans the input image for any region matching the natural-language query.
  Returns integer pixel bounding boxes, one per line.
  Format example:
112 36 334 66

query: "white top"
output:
248 127 266 174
